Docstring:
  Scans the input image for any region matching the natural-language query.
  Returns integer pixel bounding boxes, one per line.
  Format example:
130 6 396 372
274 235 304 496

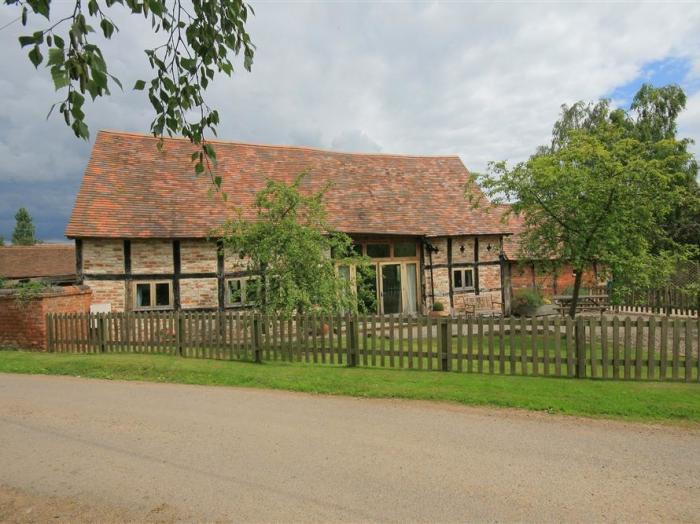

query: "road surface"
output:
0 373 698 522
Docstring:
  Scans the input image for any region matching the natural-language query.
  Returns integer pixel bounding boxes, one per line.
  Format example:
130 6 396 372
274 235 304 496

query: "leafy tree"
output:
5 0 255 184
545 84 700 251
12 207 37 245
473 86 697 318
221 174 368 316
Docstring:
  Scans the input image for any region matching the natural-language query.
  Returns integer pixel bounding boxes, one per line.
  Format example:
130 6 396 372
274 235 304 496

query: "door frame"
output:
378 262 402 315
377 261 420 315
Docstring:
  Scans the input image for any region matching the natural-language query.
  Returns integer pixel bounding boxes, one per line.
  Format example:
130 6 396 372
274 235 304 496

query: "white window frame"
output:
452 268 475 291
133 280 173 311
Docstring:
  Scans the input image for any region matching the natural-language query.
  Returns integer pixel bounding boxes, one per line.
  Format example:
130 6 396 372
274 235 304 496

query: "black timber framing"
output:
172 240 181 309
447 237 454 309
123 239 132 310
424 260 500 270
473 237 480 295
83 271 250 281
216 240 225 311
75 238 83 282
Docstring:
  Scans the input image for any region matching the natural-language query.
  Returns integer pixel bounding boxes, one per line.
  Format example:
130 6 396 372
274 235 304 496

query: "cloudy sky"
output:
1 1 700 242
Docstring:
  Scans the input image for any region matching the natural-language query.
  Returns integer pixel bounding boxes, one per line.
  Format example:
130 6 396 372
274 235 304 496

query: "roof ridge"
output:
97 129 462 160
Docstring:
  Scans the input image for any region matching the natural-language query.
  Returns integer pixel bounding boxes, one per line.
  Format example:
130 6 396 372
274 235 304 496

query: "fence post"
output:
97 313 106 353
176 311 184 356
347 314 358 367
575 315 586 378
46 313 54 352
440 318 450 372
665 287 672 317
253 315 262 363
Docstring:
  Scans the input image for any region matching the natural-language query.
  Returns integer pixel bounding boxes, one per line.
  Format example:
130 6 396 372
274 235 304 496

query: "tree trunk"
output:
568 268 583 319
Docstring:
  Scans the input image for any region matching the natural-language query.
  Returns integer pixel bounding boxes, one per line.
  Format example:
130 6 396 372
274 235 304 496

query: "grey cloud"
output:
1 2 700 241
331 130 381 153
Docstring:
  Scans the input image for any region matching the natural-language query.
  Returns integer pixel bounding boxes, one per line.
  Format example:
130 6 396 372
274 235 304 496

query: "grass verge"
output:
1 350 698 424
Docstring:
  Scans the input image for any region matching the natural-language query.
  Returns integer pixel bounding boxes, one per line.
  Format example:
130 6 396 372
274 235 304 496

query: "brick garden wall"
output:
0 286 92 351
510 262 601 296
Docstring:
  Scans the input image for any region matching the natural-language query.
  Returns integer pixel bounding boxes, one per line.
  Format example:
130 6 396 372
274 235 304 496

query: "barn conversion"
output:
66 130 515 315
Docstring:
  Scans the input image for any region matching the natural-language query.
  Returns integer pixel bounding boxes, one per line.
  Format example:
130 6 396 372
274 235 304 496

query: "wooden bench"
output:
554 295 610 316
455 294 502 317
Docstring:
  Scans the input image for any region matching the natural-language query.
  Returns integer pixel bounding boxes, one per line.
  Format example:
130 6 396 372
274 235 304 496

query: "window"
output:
337 265 351 281
393 241 416 258
452 268 474 290
134 281 172 310
226 277 259 307
366 243 390 258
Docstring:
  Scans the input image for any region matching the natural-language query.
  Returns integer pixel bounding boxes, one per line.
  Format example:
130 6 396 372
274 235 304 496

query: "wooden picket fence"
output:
46 311 699 382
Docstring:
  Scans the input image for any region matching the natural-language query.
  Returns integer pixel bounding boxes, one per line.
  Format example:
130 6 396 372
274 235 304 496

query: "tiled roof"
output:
0 244 75 279
66 130 512 239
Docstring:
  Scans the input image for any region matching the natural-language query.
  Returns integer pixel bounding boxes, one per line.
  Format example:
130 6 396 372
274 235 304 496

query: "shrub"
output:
432 301 445 312
512 288 544 312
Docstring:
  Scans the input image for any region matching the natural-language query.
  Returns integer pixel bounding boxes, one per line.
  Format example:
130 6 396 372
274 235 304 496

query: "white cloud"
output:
1 1 700 239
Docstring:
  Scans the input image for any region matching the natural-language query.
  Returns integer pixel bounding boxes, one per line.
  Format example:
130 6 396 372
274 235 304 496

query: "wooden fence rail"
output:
46 311 700 382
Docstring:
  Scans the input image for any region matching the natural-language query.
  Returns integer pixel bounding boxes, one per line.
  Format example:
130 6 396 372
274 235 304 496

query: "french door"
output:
379 262 419 314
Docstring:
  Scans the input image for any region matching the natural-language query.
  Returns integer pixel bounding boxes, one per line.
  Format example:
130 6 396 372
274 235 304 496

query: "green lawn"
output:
1 349 699 424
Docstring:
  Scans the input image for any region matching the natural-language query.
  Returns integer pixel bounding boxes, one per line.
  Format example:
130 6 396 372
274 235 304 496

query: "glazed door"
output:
380 263 402 314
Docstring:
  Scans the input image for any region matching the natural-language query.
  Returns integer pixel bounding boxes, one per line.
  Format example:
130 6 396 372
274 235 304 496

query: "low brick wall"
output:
0 286 92 351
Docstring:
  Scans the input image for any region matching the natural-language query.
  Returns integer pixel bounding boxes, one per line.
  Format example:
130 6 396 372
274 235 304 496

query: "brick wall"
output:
84 279 126 311
0 286 92 351
82 239 123 274
131 239 173 274
180 278 218 309
181 240 217 273
510 262 600 296
423 235 504 314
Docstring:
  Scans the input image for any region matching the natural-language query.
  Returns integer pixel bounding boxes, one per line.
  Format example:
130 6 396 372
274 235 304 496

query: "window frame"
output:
225 276 259 307
452 268 475 291
133 280 173 311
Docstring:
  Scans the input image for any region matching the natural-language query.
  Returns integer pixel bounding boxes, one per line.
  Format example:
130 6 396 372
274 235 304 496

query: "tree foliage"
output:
545 84 700 250
6 0 254 185
472 84 698 318
12 207 37 245
221 174 368 316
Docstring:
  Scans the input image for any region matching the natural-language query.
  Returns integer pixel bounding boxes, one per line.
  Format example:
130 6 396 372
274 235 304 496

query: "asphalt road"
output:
0 373 698 522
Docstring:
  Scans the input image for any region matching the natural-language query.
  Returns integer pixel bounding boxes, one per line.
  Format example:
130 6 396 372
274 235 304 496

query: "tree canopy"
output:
220 174 367 316
473 84 698 317
6 0 254 184
12 207 37 245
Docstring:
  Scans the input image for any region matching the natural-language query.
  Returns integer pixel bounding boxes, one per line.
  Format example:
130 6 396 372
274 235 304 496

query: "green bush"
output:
432 301 445 311
512 288 544 310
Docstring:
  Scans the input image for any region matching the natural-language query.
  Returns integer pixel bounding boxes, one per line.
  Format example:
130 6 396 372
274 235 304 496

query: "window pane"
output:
405 263 417 313
245 279 259 304
454 270 463 289
366 244 390 258
351 244 363 256
136 283 151 307
394 241 416 257
338 265 351 280
228 280 242 304
465 269 474 288
155 283 170 306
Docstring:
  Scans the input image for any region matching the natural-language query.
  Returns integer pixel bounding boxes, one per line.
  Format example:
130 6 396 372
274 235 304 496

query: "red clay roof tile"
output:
66 130 511 239
0 244 75 279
